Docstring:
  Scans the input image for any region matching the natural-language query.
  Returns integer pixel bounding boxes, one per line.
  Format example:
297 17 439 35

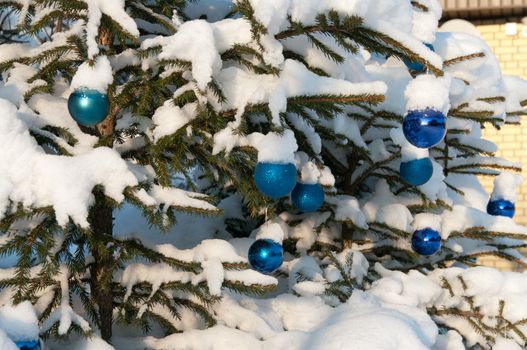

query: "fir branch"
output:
288 94 385 106
369 222 411 239
444 52 486 66
223 280 277 296
348 153 399 193
477 96 506 104
411 1 429 11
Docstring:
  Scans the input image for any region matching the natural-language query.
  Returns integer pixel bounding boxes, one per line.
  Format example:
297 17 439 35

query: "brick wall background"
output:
471 22 527 270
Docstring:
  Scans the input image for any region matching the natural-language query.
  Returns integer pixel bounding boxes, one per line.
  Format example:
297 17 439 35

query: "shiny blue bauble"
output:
412 228 441 256
254 162 297 199
248 239 284 274
67 88 110 126
15 340 40 350
403 108 447 148
400 157 433 186
291 183 325 213
487 199 515 218
404 43 434 72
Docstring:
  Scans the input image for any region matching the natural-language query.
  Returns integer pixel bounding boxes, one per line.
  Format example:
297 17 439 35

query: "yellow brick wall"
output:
474 22 527 270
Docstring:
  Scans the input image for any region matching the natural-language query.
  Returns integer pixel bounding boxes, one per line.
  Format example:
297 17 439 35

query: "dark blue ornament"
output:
487 199 515 218
248 239 284 274
254 162 297 199
400 157 433 186
412 228 441 256
291 183 325 213
404 43 434 73
15 340 40 350
67 88 110 126
403 108 446 148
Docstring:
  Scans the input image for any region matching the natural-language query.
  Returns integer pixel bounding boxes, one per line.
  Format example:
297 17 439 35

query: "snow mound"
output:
297 292 436 350
118 291 438 350
491 172 523 202
0 301 39 342
70 55 113 93
0 330 18 350
405 75 451 114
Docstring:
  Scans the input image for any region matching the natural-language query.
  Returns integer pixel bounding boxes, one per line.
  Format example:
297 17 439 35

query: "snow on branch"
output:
372 264 527 348
0 99 138 227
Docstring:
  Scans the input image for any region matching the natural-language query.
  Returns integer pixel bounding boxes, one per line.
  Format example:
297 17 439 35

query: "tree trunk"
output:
88 197 114 341
88 111 117 341
341 224 354 250
341 154 359 251
88 25 116 342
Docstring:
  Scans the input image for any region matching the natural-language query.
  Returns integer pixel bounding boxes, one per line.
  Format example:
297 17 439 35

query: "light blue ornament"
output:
291 183 325 213
403 108 446 148
15 340 41 350
487 199 515 218
254 162 297 199
248 239 283 274
411 228 441 256
68 88 110 126
400 157 433 186
404 43 434 73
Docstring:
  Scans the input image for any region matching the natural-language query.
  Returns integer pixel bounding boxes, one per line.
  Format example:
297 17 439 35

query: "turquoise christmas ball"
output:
404 43 434 73
411 228 441 256
254 162 297 199
15 339 41 350
248 239 284 274
400 157 433 186
403 108 446 148
487 199 515 218
67 88 110 126
291 183 325 213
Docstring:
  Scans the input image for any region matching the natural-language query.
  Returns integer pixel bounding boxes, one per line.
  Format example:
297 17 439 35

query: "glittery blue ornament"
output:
291 183 325 213
403 108 446 148
15 340 41 350
487 199 515 218
400 157 433 186
404 43 434 73
411 228 441 256
67 88 110 126
254 162 297 199
248 239 284 274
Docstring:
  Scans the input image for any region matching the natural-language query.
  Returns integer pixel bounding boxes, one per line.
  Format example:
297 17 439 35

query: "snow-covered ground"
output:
3 264 527 349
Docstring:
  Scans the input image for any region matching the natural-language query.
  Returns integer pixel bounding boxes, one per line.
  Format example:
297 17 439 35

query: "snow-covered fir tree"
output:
1 0 527 349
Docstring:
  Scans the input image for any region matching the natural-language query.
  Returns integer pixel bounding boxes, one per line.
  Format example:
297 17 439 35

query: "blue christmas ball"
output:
67 88 110 126
291 183 325 213
487 199 515 218
15 340 40 350
403 108 446 148
254 162 297 199
400 157 433 186
248 239 284 274
404 43 434 72
412 228 441 256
